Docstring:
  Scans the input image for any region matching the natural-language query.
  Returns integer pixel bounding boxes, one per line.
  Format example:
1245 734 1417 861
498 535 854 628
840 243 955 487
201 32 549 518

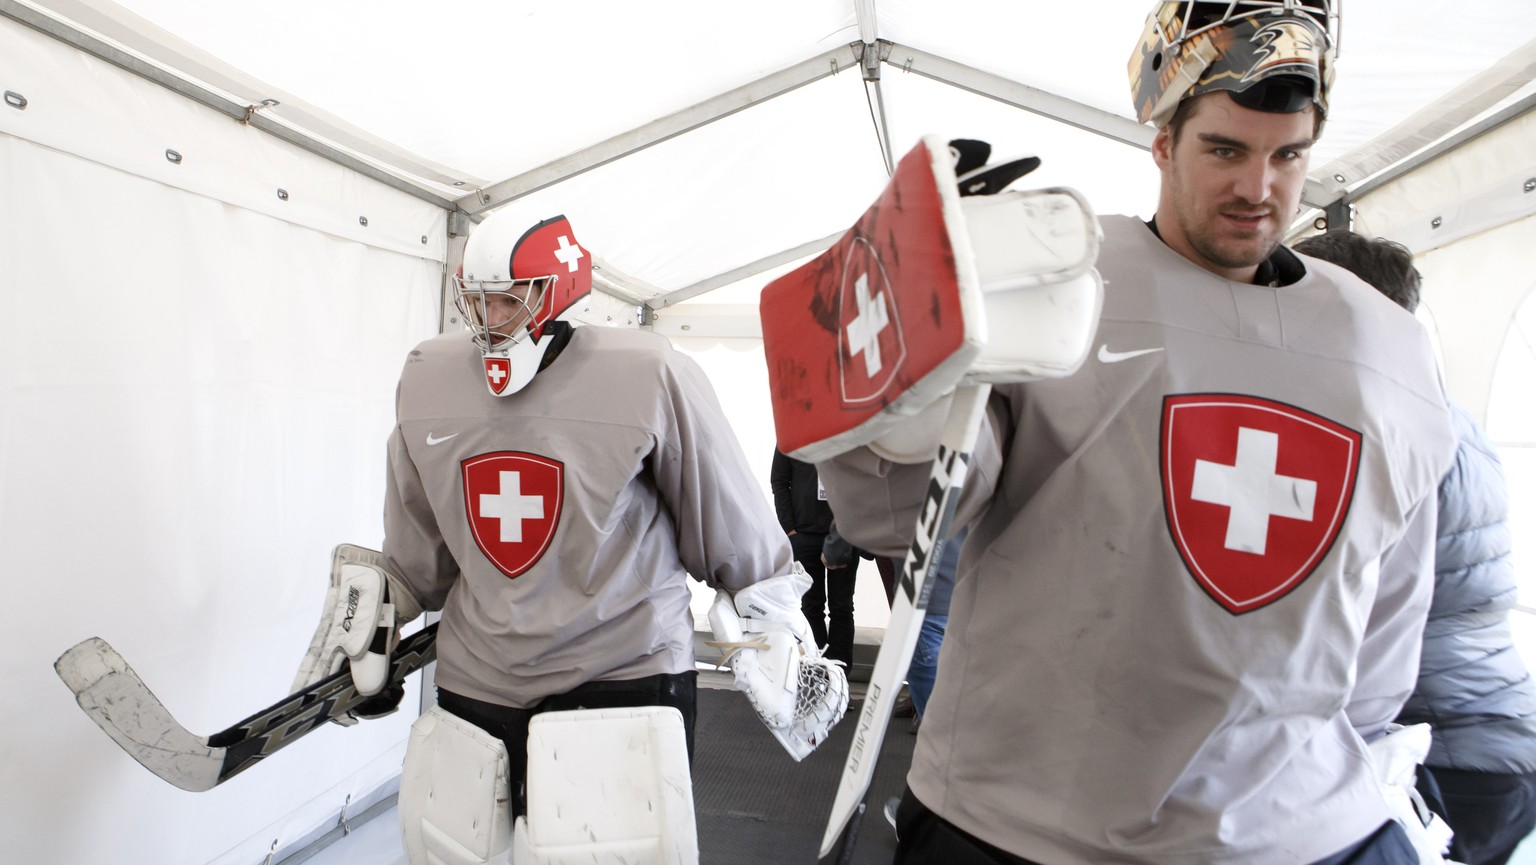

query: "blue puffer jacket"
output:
1396 400 1536 773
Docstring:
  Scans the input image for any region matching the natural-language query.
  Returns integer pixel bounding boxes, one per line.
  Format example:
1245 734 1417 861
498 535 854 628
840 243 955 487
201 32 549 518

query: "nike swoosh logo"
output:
1097 345 1164 364
425 432 458 446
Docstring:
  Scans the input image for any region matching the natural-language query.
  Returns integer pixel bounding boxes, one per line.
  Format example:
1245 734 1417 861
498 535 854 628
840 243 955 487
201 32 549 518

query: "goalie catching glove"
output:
292 543 423 725
707 566 849 761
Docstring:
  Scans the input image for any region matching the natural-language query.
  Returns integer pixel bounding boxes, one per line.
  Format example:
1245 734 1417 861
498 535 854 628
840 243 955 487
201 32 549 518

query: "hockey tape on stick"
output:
817 383 990 864
54 622 437 791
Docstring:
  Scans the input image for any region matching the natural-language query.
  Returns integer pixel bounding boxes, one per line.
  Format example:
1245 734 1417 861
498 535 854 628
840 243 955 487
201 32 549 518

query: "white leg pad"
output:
399 705 513 865
512 706 698 865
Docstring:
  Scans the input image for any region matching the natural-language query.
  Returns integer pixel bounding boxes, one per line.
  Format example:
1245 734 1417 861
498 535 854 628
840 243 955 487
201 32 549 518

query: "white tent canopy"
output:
3 1 1536 863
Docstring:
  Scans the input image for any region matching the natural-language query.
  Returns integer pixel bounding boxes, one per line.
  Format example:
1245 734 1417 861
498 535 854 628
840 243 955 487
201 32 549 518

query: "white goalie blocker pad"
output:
1368 723 1455 865
511 707 698 865
706 569 850 761
760 134 1101 465
958 186 1101 384
292 544 420 699
399 706 514 865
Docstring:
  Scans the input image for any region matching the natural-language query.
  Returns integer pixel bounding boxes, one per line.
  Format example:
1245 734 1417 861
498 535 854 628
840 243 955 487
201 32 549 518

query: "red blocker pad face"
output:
761 136 985 462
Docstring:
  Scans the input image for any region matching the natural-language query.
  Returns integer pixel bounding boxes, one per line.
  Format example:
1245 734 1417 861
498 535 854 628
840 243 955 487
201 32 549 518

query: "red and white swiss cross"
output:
760 137 972 458
1160 394 1361 614
837 235 907 404
483 356 512 396
462 451 563 580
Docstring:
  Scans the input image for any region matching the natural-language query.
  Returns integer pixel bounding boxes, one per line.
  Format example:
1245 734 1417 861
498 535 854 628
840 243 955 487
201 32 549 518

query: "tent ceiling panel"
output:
72 1 1536 188
6 0 481 196
459 69 892 297
103 0 861 182
18 0 1536 301
0 12 449 260
1301 10 1536 162
875 0 1158 117
459 43 864 216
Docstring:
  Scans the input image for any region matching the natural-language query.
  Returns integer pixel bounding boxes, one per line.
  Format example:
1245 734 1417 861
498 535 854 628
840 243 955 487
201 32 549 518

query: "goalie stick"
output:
54 621 438 792
818 382 991 864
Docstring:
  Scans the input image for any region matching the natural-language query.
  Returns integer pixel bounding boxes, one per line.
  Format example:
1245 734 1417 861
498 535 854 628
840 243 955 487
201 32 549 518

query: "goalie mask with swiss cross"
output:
453 213 593 396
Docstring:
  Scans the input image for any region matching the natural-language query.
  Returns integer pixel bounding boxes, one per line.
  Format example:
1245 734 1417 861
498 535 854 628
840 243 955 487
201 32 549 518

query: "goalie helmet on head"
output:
453 212 592 397
1129 0 1338 129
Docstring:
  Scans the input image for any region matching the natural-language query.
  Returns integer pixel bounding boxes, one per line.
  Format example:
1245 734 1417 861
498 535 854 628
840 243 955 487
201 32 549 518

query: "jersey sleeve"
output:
650 349 793 594
815 389 1009 558
1347 492 1437 742
381 423 455 613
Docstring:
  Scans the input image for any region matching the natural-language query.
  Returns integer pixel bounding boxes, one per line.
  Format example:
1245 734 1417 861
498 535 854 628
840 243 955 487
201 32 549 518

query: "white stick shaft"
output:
818 383 990 862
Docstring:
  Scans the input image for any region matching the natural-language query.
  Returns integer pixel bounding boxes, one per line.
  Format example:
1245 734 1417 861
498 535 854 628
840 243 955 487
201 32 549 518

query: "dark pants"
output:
1419 765 1536 865
876 555 898 607
437 670 697 819
799 552 856 667
890 787 1418 865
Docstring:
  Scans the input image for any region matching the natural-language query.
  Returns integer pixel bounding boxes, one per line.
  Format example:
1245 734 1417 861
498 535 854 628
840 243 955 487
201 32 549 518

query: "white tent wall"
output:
0 13 445 865
1351 105 1536 422
1412 215 1536 657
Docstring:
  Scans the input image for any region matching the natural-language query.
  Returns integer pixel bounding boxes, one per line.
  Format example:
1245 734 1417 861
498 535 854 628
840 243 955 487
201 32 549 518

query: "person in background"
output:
1296 229 1536 865
821 519 873 669
773 447 854 668
906 527 965 726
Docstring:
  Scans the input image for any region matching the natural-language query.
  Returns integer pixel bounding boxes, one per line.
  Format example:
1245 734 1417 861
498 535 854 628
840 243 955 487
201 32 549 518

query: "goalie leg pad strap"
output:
399 705 513 865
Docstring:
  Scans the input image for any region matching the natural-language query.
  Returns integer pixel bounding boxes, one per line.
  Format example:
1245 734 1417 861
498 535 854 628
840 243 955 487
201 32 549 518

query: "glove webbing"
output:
703 636 771 669
795 660 844 723
704 616 802 668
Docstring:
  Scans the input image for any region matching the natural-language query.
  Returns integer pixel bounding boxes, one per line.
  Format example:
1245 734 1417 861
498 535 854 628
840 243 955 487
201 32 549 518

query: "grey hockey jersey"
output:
383 326 791 709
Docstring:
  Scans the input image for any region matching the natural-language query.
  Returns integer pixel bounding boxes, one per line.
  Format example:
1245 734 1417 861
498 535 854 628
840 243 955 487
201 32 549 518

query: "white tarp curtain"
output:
1351 106 1536 423
1412 214 1536 654
0 14 443 865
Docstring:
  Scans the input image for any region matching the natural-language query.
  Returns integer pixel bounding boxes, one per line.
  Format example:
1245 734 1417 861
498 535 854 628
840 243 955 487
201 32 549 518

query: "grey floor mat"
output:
693 685 916 865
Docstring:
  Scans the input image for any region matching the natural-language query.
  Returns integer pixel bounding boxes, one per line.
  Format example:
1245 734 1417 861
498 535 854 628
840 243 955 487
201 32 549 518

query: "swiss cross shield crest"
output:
462 451 563 580
1160 394 1361 614
837 235 908 405
484 356 512 396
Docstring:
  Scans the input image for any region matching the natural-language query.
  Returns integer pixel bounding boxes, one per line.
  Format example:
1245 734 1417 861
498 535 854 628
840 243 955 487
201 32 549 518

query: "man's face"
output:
465 280 544 345
1153 92 1317 282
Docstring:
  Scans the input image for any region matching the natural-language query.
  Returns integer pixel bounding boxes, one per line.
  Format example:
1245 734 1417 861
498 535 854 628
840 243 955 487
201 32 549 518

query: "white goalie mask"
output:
453 212 593 397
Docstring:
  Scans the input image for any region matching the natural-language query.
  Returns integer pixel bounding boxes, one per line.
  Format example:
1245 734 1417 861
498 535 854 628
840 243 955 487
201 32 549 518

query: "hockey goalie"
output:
757 134 1104 862
289 207 848 865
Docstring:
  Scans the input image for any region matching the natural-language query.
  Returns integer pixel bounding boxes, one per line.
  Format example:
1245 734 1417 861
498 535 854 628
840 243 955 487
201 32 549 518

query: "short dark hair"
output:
1293 231 1422 313
1165 89 1323 146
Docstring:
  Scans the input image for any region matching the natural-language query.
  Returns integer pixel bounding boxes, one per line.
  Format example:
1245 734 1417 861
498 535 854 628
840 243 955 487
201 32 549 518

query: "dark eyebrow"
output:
1196 132 1248 150
1195 132 1316 152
